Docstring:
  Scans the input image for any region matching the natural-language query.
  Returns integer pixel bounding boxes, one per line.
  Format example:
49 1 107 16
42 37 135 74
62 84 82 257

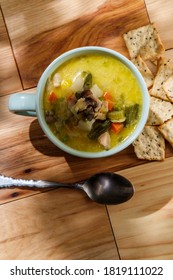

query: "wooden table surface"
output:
0 0 173 260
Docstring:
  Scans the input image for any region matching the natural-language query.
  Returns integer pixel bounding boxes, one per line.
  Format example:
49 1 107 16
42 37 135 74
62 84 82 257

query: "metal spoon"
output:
0 172 134 205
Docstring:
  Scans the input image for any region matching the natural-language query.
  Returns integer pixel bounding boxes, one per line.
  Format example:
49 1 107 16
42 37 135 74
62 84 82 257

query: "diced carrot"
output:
111 123 124 133
103 92 114 111
48 91 57 103
103 92 112 100
107 100 114 111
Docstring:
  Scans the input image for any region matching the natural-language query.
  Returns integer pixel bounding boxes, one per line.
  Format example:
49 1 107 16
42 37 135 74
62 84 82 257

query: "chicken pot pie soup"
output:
43 52 143 152
8 47 149 157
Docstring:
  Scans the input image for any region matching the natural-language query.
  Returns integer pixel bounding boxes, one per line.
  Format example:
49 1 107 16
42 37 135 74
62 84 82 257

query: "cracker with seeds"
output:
133 126 165 161
131 55 154 88
123 23 165 60
158 118 173 148
150 57 173 101
147 96 173 125
162 75 173 102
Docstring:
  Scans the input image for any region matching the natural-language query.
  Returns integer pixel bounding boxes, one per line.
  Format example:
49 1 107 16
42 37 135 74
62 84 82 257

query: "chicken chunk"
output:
98 132 111 150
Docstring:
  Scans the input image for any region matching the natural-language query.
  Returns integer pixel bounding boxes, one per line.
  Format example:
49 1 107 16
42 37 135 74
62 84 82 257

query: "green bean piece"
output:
83 72 92 90
125 104 140 127
88 119 112 140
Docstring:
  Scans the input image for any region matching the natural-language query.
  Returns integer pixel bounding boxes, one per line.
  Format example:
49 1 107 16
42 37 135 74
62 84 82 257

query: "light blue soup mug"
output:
8 46 149 158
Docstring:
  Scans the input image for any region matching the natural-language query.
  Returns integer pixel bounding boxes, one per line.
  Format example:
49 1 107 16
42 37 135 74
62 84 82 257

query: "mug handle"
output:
8 93 37 117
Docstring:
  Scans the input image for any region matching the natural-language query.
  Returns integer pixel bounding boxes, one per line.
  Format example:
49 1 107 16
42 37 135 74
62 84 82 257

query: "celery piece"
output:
107 110 125 122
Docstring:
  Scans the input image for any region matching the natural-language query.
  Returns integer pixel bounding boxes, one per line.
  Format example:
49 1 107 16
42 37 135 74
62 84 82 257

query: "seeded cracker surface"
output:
131 55 154 88
150 57 173 101
163 75 173 102
158 118 173 148
133 126 165 161
147 96 173 125
123 23 165 60
123 23 173 161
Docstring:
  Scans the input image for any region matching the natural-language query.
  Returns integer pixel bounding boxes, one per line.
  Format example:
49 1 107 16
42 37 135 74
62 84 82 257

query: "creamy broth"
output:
43 54 142 152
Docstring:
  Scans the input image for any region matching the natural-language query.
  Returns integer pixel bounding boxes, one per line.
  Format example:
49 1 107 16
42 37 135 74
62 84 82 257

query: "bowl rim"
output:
36 46 149 158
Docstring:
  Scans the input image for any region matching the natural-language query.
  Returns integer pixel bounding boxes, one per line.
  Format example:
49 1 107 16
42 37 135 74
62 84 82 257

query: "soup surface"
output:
43 53 142 152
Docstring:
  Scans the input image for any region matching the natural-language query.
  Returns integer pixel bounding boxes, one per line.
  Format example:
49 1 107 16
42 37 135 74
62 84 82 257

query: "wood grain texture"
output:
1 0 173 261
1 85 173 205
0 188 118 260
107 157 173 260
0 91 137 204
0 10 22 95
1 0 149 88
145 0 173 49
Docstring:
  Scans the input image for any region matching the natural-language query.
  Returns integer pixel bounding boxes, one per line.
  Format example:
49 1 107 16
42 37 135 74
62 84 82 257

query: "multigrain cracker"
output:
150 57 173 101
131 55 154 88
133 126 165 161
123 22 173 161
145 59 158 76
123 23 165 60
163 75 173 102
147 96 173 125
158 118 173 148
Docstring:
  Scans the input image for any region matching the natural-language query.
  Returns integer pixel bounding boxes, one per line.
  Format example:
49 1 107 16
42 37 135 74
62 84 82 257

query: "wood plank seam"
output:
105 205 121 259
144 0 151 24
0 5 24 89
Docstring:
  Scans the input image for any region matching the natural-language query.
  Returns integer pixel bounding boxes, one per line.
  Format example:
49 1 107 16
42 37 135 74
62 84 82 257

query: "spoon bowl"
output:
82 172 134 204
0 172 134 205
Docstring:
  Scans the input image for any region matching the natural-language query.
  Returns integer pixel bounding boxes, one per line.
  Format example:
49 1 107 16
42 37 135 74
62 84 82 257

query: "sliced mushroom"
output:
73 98 88 113
83 105 95 121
